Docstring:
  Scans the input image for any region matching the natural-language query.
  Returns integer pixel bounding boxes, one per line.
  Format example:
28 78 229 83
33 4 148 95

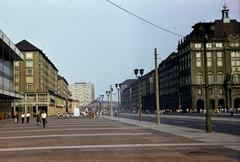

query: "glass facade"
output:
0 30 23 99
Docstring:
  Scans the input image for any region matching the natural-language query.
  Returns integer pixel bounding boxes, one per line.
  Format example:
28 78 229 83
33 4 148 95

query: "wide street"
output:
0 116 239 162
120 113 240 135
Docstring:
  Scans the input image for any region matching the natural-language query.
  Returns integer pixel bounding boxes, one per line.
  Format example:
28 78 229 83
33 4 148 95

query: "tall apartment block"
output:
69 82 95 108
13 40 65 116
0 30 24 117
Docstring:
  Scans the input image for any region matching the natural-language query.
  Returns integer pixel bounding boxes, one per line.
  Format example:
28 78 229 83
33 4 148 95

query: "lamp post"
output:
99 95 104 114
97 97 100 113
106 85 113 117
134 68 144 121
155 48 160 125
106 91 110 115
115 83 121 116
200 23 214 133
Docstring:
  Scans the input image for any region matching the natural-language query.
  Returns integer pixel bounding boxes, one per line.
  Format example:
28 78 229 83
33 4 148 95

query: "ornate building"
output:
165 5 240 112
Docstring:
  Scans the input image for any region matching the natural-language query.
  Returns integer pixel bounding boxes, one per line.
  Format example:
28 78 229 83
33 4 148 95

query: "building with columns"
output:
13 40 59 116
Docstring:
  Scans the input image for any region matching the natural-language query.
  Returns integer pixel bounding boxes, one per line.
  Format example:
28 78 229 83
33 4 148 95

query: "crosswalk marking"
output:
0 127 143 134
0 143 239 152
0 132 152 139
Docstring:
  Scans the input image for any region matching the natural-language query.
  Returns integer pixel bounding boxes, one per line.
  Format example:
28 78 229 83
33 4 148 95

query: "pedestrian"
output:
41 111 47 128
36 113 41 125
15 113 19 123
21 113 25 123
26 112 30 123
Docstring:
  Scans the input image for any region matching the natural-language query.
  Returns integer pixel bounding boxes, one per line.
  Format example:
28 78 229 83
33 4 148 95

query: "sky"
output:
0 0 239 101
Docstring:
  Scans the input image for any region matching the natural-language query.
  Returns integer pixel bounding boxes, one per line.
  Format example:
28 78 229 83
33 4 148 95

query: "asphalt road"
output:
0 117 239 161
120 113 240 136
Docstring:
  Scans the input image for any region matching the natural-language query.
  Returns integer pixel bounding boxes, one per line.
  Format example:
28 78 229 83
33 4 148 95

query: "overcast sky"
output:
0 0 239 100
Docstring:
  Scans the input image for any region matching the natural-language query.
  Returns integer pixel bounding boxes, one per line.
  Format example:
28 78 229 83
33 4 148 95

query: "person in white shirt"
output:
26 112 30 123
21 113 25 123
41 111 47 128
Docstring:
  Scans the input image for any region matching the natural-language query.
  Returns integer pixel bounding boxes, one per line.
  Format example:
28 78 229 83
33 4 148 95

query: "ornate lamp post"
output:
134 68 144 121
99 94 104 114
115 83 121 116
106 85 113 117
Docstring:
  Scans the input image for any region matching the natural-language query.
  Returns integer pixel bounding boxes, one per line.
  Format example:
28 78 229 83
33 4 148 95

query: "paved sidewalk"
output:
105 116 240 152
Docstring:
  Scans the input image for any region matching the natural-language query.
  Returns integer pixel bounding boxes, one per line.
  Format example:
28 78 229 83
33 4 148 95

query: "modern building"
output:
13 40 60 116
160 4 240 112
0 30 24 118
68 82 95 108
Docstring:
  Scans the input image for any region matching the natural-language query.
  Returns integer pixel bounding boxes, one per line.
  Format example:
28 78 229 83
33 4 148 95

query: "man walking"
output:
26 112 30 123
41 111 47 128
21 113 25 123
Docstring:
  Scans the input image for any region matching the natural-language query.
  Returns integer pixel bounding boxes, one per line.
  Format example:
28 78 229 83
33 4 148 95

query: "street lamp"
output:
97 97 100 113
115 83 121 116
200 23 214 132
134 68 144 121
106 85 113 117
99 95 104 114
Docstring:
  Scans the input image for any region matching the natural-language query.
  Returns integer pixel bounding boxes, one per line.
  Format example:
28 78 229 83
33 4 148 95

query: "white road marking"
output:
0 143 239 152
0 133 152 139
0 127 143 134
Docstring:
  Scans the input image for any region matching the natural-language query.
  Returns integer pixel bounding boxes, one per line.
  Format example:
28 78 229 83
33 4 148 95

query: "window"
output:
26 68 33 75
26 61 33 67
217 73 224 83
206 43 212 48
25 52 33 59
195 43 201 49
14 68 19 75
26 76 33 83
233 74 240 83
207 52 212 67
219 88 223 95
15 76 19 83
26 84 32 90
230 42 240 47
208 73 214 84
196 73 202 84
231 51 240 68
217 51 223 67
216 42 223 48
15 85 19 91
14 61 19 67
196 52 201 67
198 88 202 95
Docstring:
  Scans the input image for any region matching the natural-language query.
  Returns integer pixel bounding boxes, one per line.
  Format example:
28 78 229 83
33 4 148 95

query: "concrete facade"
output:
69 82 95 108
